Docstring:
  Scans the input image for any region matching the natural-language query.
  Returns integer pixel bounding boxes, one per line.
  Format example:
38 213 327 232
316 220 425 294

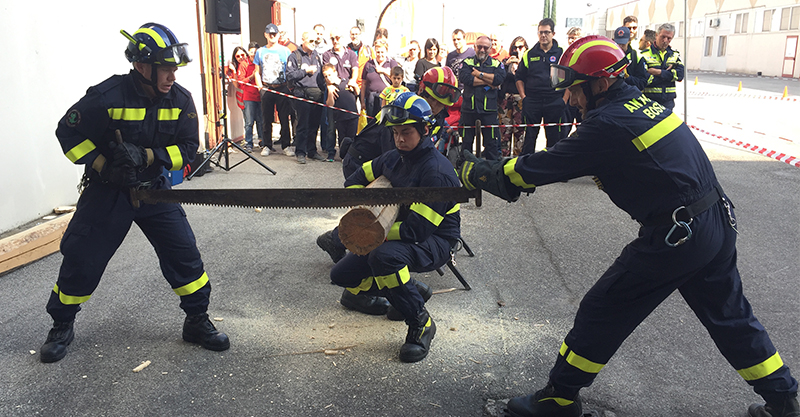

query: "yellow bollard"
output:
783 86 789 98
694 76 698 85
737 81 742 91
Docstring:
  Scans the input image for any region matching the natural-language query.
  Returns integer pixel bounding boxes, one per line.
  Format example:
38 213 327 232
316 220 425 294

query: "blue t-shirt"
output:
253 44 291 85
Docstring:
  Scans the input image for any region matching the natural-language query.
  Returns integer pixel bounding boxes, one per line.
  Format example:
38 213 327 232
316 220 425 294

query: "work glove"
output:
457 150 521 203
109 141 149 170
98 158 140 189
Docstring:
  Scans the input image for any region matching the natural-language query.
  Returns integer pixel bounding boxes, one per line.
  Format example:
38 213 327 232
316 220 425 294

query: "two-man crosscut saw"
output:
131 187 482 209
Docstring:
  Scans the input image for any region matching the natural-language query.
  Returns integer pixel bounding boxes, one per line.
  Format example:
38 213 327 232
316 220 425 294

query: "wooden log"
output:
338 176 400 255
0 212 73 275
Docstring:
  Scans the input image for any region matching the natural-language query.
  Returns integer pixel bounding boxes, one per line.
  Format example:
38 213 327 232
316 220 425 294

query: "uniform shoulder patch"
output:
187 112 197 119
66 109 81 127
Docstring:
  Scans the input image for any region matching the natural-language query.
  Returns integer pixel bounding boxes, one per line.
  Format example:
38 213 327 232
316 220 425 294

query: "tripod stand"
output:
188 35 276 180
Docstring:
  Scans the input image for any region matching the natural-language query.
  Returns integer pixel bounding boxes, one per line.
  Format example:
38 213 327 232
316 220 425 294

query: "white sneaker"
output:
283 147 295 157
260 147 270 156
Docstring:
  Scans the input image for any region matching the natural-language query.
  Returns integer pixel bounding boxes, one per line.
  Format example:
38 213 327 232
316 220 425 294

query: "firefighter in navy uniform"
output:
458 35 505 160
458 36 799 417
329 93 461 363
40 23 229 363
641 23 684 109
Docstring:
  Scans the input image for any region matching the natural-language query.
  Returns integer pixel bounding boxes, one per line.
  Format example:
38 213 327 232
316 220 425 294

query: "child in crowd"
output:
380 66 410 107
322 63 359 161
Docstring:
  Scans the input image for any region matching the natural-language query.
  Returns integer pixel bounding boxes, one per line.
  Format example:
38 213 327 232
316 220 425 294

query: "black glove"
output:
457 150 521 203
109 141 148 170
98 158 140 188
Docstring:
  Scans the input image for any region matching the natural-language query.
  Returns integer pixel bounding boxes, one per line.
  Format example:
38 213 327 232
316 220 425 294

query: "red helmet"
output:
550 35 628 90
420 66 461 106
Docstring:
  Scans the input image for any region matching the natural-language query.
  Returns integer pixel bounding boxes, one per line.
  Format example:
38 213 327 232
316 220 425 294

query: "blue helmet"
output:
123 23 191 67
379 92 432 127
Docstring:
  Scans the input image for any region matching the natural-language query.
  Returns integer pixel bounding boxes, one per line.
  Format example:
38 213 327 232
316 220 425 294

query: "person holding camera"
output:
498 36 528 156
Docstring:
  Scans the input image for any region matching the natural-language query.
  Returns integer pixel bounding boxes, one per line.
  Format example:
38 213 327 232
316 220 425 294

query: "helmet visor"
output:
379 105 419 126
156 43 191 66
550 64 592 90
428 82 461 104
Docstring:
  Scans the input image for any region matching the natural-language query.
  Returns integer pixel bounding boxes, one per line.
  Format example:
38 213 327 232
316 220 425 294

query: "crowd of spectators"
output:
226 15 680 163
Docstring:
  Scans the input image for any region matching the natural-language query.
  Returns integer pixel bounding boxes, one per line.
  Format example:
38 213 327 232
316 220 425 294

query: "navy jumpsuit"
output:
330 135 461 323
502 81 797 401
48 71 212 322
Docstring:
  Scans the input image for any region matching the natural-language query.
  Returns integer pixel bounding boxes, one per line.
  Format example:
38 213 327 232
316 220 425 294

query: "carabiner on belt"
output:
665 206 693 247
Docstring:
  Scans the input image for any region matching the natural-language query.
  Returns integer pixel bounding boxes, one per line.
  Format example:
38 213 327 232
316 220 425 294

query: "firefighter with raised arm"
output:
458 36 798 417
41 23 229 363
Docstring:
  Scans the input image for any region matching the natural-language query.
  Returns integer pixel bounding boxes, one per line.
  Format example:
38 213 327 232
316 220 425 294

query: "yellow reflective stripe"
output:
540 397 575 406
461 162 476 190
108 108 146 121
374 266 411 289
504 157 536 189
346 184 365 189
665 87 677 92
346 277 375 295
387 222 402 240
173 272 209 296
420 316 433 337
134 27 167 48
363 161 375 182
738 352 784 381
559 341 569 356
446 203 460 214
569 39 620 66
65 139 96 163
53 284 91 305
632 113 683 152
166 145 183 170
158 108 182 121
643 87 661 93
561 341 605 374
410 203 444 226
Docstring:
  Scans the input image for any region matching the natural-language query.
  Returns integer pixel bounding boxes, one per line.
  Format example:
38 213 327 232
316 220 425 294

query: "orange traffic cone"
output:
737 81 742 91
783 86 789 98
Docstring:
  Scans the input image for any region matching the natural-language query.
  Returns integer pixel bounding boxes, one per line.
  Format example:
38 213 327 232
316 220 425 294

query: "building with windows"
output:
584 0 800 78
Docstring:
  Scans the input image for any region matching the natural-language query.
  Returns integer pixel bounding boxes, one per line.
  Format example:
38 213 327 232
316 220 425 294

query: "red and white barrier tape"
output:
688 91 797 102
689 124 800 168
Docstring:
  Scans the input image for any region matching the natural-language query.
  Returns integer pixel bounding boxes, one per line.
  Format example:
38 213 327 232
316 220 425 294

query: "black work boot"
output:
398 310 436 363
386 279 432 321
316 230 346 263
40 321 75 363
182 313 230 351
506 384 583 417
749 393 800 417
340 290 390 315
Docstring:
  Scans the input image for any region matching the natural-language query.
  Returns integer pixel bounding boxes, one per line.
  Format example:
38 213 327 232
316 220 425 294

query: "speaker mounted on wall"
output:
206 0 241 34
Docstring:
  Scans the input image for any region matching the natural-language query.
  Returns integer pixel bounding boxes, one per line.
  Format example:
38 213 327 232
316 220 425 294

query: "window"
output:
792 6 800 30
781 8 791 30
718 36 727 56
735 13 749 33
763 9 774 31
704 37 713 56
678 21 685 37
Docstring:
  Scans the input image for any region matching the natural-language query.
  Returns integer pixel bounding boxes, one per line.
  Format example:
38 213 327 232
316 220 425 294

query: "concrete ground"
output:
1 76 798 417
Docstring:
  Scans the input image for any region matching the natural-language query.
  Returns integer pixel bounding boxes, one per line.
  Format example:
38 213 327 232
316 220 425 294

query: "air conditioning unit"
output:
709 18 721 28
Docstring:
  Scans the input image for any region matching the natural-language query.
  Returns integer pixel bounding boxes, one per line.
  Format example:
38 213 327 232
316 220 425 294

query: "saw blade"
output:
132 187 482 209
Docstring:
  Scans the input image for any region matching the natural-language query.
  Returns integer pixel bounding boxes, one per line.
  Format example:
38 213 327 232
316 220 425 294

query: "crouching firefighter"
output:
329 92 462 363
41 23 229 363
458 35 799 416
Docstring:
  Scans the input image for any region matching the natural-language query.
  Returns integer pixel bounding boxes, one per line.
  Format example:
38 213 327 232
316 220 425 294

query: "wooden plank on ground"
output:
0 213 73 274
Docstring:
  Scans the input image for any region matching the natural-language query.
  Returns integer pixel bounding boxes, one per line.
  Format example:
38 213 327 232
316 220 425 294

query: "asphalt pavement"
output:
1 81 799 417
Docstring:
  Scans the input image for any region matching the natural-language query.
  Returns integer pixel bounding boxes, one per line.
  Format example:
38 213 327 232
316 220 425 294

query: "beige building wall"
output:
587 0 800 78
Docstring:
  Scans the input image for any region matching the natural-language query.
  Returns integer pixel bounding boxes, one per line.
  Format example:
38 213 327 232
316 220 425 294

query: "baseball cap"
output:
265 23 279 34
613 27 631 45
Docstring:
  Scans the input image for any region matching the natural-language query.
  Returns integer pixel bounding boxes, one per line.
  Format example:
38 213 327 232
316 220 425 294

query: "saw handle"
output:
115 129 140 208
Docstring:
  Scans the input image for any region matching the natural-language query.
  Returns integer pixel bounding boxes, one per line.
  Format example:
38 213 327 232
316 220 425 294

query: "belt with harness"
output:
639 183 737 247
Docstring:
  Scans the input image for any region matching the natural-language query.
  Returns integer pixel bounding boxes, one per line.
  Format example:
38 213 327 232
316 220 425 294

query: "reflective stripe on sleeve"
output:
737 352 784 381
53 284 91 305
363 161 375 182
504 157 536 189
158 108 182 121
65 139 96 163
632 113 683 151
410 203 444 226
446 204 460 214
108 108 146 121
374 266 411 289
560 341 605 374
346 184 365 189
346 277 375 295
173 272 209 296
166 145 183 170
386 222 402 240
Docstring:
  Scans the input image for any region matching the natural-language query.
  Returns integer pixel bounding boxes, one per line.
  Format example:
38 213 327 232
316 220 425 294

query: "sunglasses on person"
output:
628 25 638 29
475 44 491 51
